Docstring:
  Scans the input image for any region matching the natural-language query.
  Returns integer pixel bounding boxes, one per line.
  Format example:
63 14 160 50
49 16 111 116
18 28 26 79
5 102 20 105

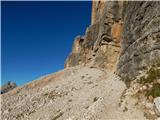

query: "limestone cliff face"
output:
65 1 160 81
65 1 123 71
117 1 160 80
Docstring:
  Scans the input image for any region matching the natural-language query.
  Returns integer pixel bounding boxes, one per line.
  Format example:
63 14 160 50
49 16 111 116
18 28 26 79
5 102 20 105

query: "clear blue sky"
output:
2 1 92 86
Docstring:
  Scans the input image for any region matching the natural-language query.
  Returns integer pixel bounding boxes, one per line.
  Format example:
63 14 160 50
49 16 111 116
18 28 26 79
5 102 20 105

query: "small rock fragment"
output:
154 97 160 116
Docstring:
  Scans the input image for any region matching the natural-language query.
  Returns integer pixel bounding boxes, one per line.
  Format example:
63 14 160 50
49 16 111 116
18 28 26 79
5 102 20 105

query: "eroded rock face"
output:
117 1 160 80
65 1 123 71
65 1 160 80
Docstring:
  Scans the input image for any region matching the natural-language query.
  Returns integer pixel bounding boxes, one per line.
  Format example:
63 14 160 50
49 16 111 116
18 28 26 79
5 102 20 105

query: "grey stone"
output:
154 97 160 116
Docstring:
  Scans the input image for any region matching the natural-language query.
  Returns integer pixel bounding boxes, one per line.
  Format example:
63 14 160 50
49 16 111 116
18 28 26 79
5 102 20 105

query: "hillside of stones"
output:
0 66 150 120
2 64 160 120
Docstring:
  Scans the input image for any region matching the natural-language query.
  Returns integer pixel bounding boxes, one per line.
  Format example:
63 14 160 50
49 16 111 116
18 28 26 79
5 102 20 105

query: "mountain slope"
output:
1 66 146 120
1 1 160 120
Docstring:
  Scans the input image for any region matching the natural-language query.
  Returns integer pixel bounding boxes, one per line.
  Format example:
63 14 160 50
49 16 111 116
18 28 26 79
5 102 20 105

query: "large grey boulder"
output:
154 97 160 116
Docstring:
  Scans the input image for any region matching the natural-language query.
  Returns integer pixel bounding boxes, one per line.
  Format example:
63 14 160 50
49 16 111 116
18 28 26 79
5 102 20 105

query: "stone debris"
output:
1 66 146 120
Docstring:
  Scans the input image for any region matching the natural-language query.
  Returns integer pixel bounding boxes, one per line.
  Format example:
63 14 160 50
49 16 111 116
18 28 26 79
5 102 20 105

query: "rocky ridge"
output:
1 81 17 94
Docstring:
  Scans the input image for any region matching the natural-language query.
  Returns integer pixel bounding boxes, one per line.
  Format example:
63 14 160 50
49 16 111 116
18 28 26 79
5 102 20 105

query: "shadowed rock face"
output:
117 1 160 80
65 1 160 80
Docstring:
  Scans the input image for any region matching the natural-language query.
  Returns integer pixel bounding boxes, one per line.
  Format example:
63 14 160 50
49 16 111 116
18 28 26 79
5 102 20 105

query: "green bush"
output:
138 61 160 98
146 83 160 98
139 65 160 84
44 92 49 96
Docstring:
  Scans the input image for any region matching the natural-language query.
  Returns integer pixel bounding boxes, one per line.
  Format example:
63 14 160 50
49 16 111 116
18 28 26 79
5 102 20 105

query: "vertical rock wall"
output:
117 1 160 80
65 1 123 71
